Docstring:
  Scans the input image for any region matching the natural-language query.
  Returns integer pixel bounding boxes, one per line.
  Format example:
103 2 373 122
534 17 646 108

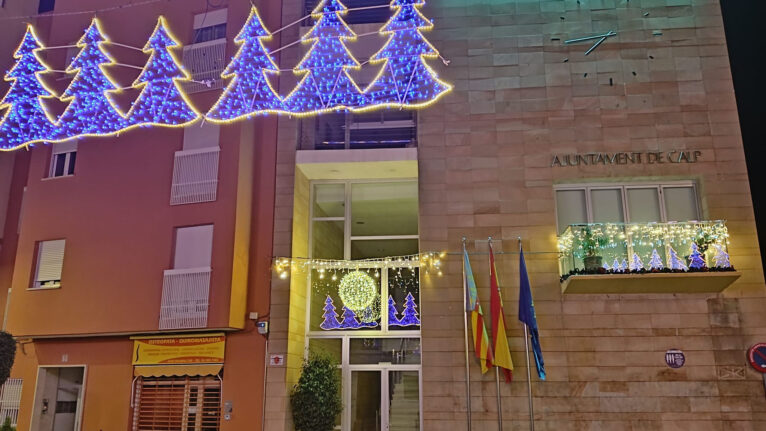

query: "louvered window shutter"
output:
35 240 65 287
133 376 221 431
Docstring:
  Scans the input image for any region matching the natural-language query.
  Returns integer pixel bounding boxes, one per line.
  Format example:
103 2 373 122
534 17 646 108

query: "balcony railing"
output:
159 267 212 330
170 147 220 205
181 39 227 94
557 221 739 293
0 378 22 427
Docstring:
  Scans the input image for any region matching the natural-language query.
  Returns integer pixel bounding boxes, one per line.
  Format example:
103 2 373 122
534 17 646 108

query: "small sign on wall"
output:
270 354 285 367
665 349 685 369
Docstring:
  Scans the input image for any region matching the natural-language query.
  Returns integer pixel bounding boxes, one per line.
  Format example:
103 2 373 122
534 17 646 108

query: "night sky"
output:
719 1 766 272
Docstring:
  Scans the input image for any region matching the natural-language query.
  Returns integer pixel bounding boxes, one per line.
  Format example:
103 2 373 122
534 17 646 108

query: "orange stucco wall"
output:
0 0 281 429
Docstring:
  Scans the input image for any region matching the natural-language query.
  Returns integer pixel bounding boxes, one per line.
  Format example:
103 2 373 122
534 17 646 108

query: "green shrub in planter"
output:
290 353 342 431
0 332 15 387
0 416 14 431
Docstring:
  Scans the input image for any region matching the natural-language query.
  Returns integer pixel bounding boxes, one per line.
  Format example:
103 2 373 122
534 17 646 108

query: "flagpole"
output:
462 238 472 430
519 238 535 431
489 237 503 431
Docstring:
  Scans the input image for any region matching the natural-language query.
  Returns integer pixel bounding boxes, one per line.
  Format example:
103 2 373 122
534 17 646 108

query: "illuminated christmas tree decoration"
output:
688 243 706 269
611 258 621 272
126 17 200 127
338 270 378 315
320 295 341 330
629 253 644 271
649 249 664 270
387 295 401 325
0 25 58 151
339 306 362 329
206 7 284 122
363 0 452 110
283 0 364 114
712 244 731 268
668 246 688 271
393 292 420 327
56 19 127 140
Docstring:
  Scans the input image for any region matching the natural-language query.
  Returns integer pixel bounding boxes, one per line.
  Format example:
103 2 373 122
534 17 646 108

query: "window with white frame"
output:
0 378 22 427
33 239 65 289
192 9 228 44
182 9 228 93
49 141 77 178
554 182 700 234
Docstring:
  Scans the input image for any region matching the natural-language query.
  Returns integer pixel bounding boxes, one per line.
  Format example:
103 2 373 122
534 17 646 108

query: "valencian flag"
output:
489 242 514 382
463 249 493 373
518 247 546 380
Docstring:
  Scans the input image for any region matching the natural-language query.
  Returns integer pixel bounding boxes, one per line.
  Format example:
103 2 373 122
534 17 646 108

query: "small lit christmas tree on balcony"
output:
668 246 688 271
712 244 731 269
688 243 707 270
629 253 644 271
648 249 664 270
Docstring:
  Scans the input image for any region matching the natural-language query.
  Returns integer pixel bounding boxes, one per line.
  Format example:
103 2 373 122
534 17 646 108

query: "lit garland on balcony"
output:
558 221 730 258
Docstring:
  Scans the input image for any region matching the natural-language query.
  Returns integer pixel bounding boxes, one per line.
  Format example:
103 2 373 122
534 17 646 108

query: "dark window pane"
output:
38 0 55 13
67 152 77 175
53 153 66 177
193 23 227 44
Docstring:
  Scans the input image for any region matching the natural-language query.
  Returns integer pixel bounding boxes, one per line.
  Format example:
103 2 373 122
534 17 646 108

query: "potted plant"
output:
290 353 342 431
581 226 606 271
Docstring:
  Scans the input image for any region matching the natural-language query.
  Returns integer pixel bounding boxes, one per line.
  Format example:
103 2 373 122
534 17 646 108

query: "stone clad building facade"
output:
264 0 766 430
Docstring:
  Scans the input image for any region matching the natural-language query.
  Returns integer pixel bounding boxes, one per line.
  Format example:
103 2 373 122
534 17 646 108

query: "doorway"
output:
30 366 85 431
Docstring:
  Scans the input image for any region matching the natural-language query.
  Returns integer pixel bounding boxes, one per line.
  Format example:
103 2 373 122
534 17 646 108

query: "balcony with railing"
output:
181 39 227 94
170 147 220 205
557 221 740 294
158 267 212 330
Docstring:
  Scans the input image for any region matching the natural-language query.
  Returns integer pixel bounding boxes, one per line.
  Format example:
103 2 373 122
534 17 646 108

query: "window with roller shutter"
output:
33 239 66 289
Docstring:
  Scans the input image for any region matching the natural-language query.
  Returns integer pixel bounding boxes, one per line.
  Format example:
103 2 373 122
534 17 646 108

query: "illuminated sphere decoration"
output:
338 271 377 314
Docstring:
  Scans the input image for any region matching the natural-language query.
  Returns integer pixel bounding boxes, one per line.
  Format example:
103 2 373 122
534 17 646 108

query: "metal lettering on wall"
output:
551 151 702 167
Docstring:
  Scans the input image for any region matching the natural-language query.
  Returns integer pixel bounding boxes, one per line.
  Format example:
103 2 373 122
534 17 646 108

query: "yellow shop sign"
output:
131 333 225 365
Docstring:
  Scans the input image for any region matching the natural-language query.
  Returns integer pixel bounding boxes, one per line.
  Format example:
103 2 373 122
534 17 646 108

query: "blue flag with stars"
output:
518 247 545 380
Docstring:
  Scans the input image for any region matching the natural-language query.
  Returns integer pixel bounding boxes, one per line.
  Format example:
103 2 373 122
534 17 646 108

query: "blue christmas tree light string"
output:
207 7 284 122
55 18 128 140
0 26 58 151
126 16 201 127
0 3 454 150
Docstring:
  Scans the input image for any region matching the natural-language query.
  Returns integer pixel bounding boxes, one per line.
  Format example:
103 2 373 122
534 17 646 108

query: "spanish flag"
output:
489 241 514 382
463 249 493 373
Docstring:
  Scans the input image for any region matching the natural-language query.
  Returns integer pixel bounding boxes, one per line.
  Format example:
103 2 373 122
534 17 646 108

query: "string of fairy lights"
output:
0 0 453 151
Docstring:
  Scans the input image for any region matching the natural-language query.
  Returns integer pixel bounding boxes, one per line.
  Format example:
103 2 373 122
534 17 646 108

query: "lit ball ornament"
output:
338 271 377 314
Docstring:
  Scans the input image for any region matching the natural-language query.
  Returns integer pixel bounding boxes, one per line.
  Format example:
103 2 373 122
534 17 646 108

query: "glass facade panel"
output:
311 268 381 332
388 371 420 431
663 187 699 221
591 188 625 223
351 182 418 236
351 371 381 431
313 183 345 218
349 338 421 365
312 221 345 259
627 188 661 223
555 189 587 234
388 267 420 330
350 239 419 260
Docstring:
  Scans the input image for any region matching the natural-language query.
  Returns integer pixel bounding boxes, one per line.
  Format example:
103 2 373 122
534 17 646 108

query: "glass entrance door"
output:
345 366 420 431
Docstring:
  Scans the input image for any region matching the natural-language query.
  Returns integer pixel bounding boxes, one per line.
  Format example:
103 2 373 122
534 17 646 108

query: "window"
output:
173 225 213 269
33 239 65 289
311 111 417 150
38 0 54 13
192 9 228 44
0 379 22 427
132 376 221 431
304 0 391 24
554 182 700 233
49 141 77 178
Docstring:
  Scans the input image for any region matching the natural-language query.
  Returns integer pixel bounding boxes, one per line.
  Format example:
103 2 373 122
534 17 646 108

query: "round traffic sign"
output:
747 343 766 373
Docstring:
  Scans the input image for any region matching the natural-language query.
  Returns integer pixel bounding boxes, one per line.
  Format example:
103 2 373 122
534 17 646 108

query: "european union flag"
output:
518 247 546 380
